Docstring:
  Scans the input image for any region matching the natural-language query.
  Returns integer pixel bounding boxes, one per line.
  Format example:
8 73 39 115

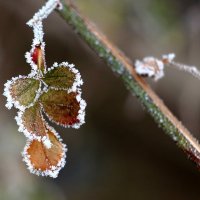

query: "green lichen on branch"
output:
122 71 188 149
56 0 200 167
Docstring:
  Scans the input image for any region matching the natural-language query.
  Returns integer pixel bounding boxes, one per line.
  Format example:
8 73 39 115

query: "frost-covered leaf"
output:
16 103 47 139
40 89 84 127
23 128 67 178
4 77 40 110
42 63 82 91
4 0 86 179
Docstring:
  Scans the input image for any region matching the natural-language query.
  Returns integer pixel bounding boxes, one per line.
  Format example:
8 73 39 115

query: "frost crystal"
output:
3 76 41 111
135 57 164 81
73 91 87 129
42 136 52 149
3 0 86 178
27 0 61 28
162 53 176 63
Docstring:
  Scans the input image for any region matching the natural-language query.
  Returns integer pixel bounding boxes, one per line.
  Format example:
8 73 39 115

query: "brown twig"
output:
55 0 200 167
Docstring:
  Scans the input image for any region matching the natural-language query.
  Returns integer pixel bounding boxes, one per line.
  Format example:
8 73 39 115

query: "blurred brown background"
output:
0 0 200 199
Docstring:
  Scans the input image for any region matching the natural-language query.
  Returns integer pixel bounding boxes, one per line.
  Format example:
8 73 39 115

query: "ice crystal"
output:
162 53 176 63
135 57 164 81
3 0 86 178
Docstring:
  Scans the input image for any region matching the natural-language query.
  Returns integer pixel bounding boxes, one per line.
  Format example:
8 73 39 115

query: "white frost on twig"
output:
169 61 200 80
162 53 176 63
27 0 61 28
135 57 164 81
26 0 62 75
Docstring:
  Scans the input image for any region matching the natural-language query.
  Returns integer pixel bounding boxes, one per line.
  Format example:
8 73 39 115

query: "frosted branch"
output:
55 0 200 168
26 0 62 76
169 61 200 80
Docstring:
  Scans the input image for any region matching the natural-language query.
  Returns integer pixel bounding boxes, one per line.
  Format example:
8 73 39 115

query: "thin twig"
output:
55 0 200 167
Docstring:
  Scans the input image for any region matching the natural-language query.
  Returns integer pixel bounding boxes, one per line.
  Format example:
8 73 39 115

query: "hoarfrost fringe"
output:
74 90 87 129
45 62 84 92
15 108 47 141
40 89 87 129
22 130 67 178
3 76 42 111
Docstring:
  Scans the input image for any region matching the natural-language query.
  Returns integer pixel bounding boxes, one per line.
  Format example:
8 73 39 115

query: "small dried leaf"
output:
5 77 40 109
42 65 76 90
23 129 67 178
19 103 47 139
40 89 80 126
31 45 45 73
27 132 62 170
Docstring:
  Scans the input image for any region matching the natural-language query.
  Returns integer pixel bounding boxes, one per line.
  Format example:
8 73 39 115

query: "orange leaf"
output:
23 128 67 178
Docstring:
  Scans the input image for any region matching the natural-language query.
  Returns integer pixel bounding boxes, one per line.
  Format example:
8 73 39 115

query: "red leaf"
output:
40 89 81 127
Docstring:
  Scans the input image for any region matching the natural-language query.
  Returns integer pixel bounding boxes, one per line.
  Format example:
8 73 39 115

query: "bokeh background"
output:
0 0 200 199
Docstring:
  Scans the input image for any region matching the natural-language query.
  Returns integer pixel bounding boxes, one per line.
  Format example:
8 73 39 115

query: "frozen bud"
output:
135 57 164 81
31 45 45 72
162 53 176 63
31 45 41 64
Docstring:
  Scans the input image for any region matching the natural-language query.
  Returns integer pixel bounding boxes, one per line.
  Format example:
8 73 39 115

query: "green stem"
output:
56 0 200 167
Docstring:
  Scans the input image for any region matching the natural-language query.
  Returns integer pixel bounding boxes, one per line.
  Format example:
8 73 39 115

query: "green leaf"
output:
42 65 76 90
8 77 40 108
40 89 80 127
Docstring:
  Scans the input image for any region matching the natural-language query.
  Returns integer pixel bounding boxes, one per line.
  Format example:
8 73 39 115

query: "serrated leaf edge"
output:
44 62 83 93
15 106 48 141
3 76 42 111
22 124 67 178
40 88 86 129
